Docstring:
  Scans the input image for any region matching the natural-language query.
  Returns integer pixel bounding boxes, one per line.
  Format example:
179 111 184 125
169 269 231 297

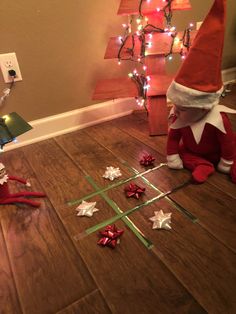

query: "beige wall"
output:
0 0 235 121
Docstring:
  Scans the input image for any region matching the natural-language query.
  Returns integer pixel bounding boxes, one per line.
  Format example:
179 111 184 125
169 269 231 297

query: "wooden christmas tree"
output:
93 0 197 135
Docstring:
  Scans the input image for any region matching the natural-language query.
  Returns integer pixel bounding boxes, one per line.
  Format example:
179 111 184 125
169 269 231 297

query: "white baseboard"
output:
4 97 137 152
4 67 236 152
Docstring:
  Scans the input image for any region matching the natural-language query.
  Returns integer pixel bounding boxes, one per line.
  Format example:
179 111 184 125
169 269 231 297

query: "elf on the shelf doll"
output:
166 0 236 184
0 163 46 207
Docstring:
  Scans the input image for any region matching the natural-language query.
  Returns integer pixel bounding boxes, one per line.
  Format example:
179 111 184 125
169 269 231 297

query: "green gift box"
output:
0 112 32 148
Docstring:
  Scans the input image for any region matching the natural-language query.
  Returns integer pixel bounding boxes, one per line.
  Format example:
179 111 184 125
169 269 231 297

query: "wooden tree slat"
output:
148 96 168 135
92 74 173 100
0 150 96 314
118 0 191 15
105 31 197 59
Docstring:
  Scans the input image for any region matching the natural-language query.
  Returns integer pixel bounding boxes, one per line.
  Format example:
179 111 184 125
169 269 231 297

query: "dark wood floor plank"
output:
0 223 22 314
84 122 236 250
146 169 236 251
55 131 206 313
113 112 168 155
56 290 111 314
83 121 166 165
55 130 139 188
0 150 96 314
63 215 206 314
21 139 95 218
128 198 236 314
55 130 164 214
77 121 236 313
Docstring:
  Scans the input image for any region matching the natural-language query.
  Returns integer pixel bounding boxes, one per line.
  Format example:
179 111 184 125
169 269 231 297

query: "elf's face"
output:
174 105 208 123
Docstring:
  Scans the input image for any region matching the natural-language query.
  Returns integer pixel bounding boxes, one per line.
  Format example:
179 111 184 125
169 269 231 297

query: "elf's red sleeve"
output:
8 176 27 185
217 113 235 160
167 128 182 155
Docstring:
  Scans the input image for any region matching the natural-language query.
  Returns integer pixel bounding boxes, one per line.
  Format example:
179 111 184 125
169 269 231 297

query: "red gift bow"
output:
97 224 124 248
124 183 145 199
139 154 155 166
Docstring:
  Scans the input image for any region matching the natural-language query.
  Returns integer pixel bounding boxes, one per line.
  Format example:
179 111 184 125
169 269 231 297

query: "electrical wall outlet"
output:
0 52 23 83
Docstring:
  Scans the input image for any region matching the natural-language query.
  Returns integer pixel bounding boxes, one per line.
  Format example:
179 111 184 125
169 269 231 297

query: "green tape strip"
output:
86 176 153 249
122 162 198 223
68 163 167 206
74 182 188 240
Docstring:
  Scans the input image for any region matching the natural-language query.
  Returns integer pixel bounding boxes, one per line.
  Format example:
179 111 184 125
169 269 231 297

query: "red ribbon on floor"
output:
97 224 124 248
124 183 145 199
139 154 155 166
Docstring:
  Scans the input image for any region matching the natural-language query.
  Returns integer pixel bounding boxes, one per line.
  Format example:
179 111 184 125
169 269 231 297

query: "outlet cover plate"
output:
0 52 23 83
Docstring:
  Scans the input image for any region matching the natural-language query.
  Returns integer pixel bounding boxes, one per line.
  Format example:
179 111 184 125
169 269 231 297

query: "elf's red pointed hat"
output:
167 0 226 109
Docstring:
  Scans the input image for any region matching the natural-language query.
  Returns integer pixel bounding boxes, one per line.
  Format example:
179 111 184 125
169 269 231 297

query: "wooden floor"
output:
0 85 236 314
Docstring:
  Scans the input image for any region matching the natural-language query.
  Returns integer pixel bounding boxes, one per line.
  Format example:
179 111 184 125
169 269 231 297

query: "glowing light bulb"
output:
122 23 127 28
118 36 123 42
189 23 194 28
136 18 141 24
118 60 121 65
147 76 151 81
156 7 160 12
168 55 173 60
137 24 143 31
2 115 9 121
145 17 148 22
143 65 147 71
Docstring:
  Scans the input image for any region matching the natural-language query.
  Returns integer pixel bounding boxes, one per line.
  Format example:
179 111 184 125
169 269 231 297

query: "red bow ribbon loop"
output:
124 183 145 199
97 224 124 248
139 154 155 166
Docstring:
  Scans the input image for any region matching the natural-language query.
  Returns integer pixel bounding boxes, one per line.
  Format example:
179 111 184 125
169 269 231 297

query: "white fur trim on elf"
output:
167 81 224 109
171 105 236 144
167 154 183 169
